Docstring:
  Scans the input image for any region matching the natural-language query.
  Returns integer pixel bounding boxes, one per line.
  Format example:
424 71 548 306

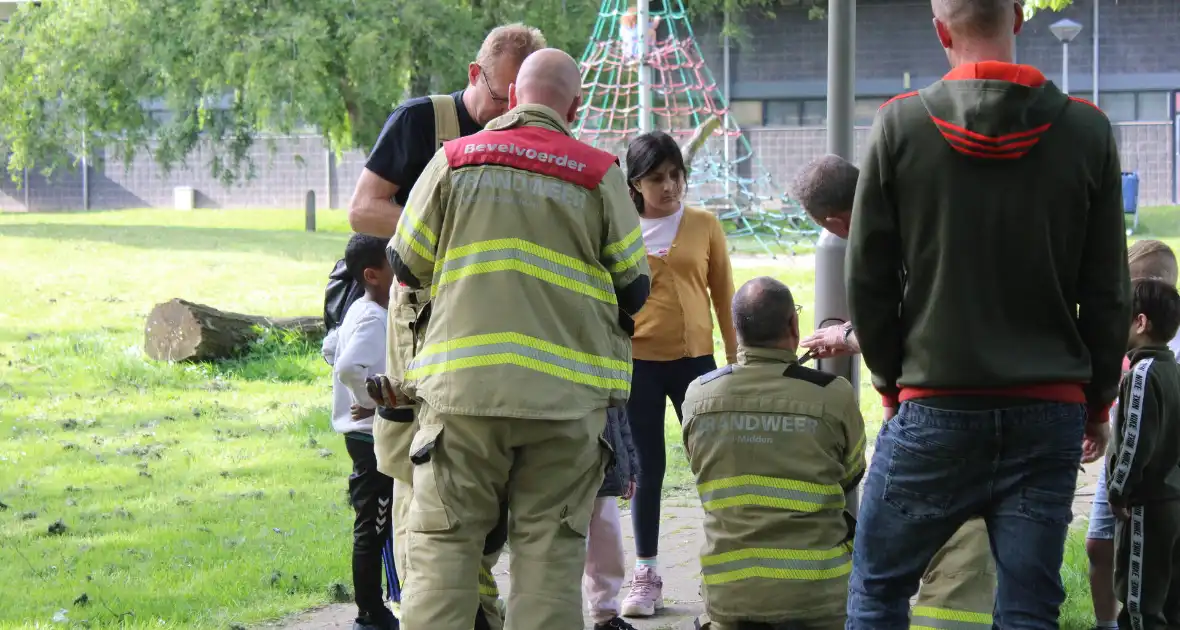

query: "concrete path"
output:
271 459 1105 630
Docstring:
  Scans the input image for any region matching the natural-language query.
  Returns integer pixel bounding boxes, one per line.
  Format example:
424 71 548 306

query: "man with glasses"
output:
342 22 547 630
349 23 547 238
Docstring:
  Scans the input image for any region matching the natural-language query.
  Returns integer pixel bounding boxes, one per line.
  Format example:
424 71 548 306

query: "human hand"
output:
1109 501 1130 522
799 325 858 359
883 407 897 422
623 479 636 500
351 404 376 421
1082 420 1110 464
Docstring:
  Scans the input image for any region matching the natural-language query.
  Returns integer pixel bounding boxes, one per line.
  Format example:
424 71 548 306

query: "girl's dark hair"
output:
625 131 687 215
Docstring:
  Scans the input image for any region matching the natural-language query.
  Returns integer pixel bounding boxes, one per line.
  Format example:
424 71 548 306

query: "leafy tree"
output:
0 0 597 184
1024 0 1076 15
0 0 1074 184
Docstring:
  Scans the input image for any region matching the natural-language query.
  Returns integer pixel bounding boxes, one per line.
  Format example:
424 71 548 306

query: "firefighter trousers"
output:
393 478 506 629
708 617 843 630
1115 502 1180 629
912 516 996 629
399 405 609 630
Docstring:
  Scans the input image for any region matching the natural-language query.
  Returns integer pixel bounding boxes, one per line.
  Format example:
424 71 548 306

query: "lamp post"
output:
1050 18 1083 95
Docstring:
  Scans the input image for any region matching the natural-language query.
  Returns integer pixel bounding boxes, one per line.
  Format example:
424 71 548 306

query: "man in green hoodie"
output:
843 1 1131 628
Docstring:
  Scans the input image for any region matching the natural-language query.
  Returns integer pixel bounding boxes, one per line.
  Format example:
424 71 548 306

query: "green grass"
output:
1 205 1174 628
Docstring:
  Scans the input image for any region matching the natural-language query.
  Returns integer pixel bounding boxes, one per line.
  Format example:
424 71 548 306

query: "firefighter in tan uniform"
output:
358 25 549 629
387 48 651 630
370 94 507 628
793 154 996 629
682 277 866 630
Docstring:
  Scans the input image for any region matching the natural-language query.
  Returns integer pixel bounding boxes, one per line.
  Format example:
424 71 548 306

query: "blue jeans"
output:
846 400 1085 630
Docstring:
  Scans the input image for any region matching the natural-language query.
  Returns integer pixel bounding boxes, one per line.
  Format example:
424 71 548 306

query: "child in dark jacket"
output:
583 406 641 630
1107 278 1180 629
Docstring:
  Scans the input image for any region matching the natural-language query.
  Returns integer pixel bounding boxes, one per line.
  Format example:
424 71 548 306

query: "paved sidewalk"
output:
272 459 1105 630
270 500 706 630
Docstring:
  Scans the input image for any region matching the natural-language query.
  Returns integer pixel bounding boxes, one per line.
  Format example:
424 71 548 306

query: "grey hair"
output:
792 154 859 221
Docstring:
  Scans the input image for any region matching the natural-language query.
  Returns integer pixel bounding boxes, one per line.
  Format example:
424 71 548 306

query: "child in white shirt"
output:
324 233 398 630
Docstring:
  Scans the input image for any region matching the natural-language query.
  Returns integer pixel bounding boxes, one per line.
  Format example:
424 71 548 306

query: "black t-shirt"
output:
365 90 481 207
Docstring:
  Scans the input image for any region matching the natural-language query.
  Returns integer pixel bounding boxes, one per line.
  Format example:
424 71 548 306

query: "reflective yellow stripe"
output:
698 474 844 512
432 238 616 304
396 205 437 264
479 565 500 598
910 606 993 629
602 225 645 273
406 332 631 391
701 544 852 584
844 432 866 483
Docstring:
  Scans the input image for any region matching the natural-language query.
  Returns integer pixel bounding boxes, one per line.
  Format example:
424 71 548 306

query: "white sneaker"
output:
621 565 664 617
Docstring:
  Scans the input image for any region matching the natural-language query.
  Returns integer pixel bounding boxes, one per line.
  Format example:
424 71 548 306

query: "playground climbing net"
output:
573 0 820 255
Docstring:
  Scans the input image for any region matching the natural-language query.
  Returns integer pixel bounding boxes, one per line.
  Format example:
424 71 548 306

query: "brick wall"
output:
2 0 1176 212
2 122 1169 212
745 122 1174 207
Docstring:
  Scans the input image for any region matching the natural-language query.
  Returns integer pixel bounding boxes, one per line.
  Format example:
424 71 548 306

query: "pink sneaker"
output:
621 565 664 617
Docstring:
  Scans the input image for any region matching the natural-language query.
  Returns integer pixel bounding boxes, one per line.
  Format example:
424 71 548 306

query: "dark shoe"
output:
595 617 639 630
353 607 398 630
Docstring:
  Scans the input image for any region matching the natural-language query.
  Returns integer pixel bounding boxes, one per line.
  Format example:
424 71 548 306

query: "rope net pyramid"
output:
573 0 820 255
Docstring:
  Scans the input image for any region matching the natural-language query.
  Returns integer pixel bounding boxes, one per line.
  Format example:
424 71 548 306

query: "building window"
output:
728 100 764 127
765 100 801 126
855 97 887 126
1137 92 1169 122
801 100 826 126
760 96 906 127
1098 91 1169 123
1098 93 1136 123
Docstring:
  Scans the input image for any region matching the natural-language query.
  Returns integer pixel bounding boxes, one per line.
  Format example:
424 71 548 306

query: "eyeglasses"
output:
479 66 508 103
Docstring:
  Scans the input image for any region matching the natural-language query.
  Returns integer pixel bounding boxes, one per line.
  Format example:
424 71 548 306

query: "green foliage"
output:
1025 0 1077 16
0 0 599 185
0 0 1076 185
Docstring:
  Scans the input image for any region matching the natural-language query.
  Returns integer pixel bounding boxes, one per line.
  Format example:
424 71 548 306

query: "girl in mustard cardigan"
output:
620 131 737 619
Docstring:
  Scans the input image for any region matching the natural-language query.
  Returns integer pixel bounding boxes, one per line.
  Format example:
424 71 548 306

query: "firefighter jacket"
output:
387 104 651 420
682 345 867 624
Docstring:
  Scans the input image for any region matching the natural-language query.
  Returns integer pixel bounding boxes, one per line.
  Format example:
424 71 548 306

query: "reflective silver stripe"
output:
439 248 614 295
406 342 630 384
602 226 644 273
605 239 644 272
1110 358 1153 495
1128 505 1146 630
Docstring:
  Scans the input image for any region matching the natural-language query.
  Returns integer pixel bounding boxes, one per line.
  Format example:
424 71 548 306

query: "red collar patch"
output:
943 61 1046 88
444 126 617 189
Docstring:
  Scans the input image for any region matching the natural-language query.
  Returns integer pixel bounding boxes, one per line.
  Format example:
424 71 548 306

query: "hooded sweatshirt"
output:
847 62 1131 416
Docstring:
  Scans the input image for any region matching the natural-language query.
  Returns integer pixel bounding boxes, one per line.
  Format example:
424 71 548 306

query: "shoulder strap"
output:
783 363 838 387
429 95 461 149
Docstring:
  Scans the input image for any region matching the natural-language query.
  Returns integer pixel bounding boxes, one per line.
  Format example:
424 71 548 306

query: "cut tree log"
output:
144 298 324 362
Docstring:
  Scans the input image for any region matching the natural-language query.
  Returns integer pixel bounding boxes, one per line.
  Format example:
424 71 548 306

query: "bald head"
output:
732 276 798 349
932 0 1019 39
511 48 583 121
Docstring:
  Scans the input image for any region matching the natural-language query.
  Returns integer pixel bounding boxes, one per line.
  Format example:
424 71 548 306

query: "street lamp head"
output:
1050 18 1083 44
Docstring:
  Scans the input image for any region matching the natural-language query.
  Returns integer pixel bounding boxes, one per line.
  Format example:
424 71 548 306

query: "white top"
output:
639 207 683 257
324 296 388 435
